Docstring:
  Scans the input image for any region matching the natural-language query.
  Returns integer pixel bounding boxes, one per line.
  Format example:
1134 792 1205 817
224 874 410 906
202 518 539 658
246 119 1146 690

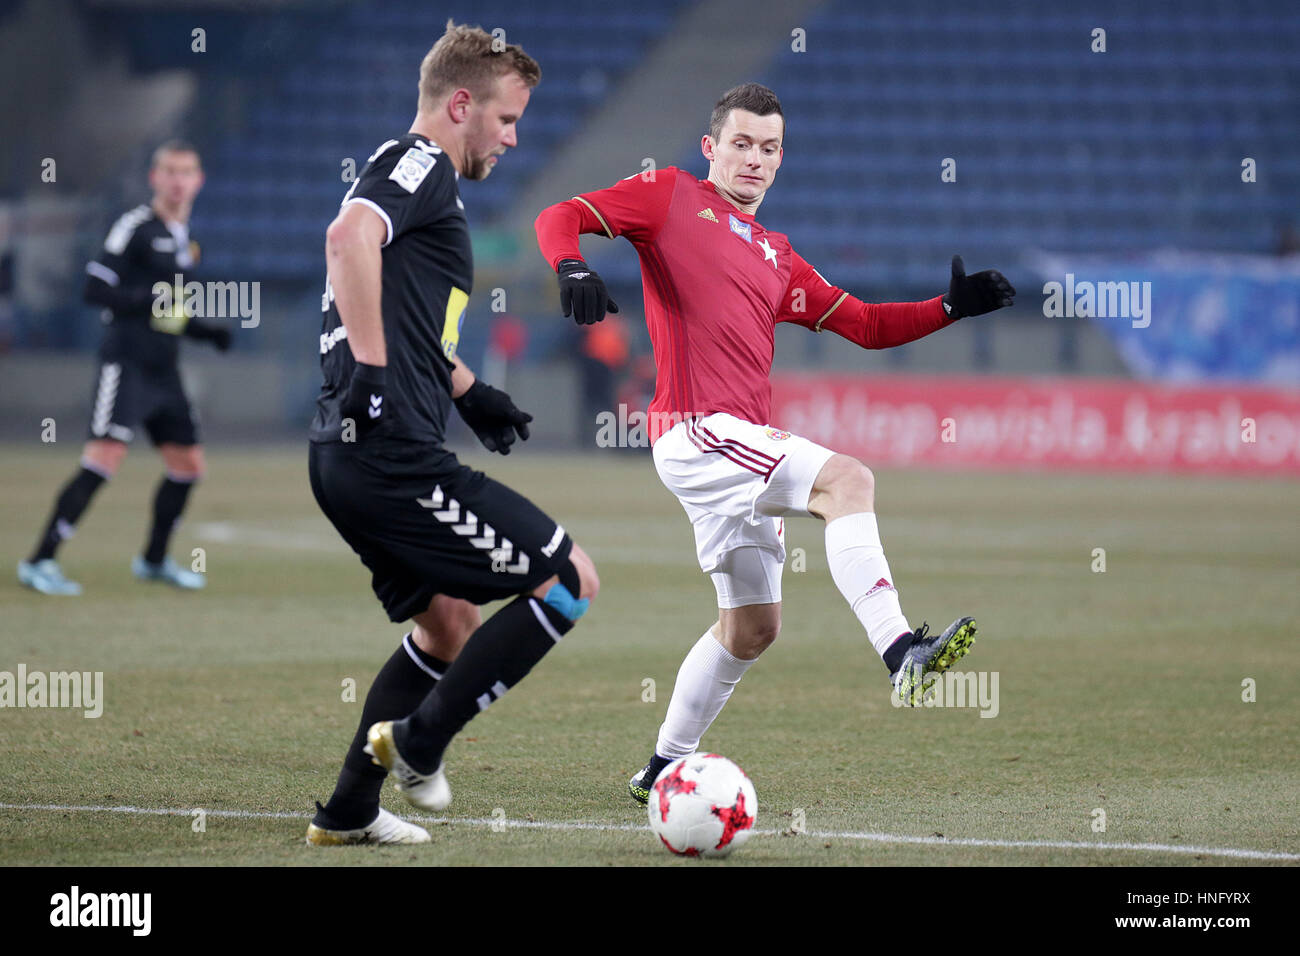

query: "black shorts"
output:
308 438 575 622
85 360 199 446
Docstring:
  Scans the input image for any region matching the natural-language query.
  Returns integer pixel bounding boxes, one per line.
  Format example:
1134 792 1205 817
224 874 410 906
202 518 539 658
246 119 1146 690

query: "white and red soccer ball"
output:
647 754 757 858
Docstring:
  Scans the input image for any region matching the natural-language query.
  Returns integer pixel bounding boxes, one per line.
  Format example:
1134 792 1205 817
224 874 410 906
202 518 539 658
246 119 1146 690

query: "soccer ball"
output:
647 753 757 858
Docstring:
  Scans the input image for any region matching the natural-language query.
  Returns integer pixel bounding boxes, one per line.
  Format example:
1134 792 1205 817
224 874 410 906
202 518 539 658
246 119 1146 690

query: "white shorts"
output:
652 413 836 608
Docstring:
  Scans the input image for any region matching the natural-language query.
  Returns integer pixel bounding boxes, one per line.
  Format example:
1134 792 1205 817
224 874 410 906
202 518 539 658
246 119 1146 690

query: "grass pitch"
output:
1 443 1297 866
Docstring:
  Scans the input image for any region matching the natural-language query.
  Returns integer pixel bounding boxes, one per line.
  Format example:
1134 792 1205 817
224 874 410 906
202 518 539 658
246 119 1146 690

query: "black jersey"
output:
309 134 473 445
83 204 200 371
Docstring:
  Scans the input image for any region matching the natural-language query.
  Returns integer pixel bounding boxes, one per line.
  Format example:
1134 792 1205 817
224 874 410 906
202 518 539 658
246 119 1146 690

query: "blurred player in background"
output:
18 141 230 596
535 83 1015 803
305 22 599 846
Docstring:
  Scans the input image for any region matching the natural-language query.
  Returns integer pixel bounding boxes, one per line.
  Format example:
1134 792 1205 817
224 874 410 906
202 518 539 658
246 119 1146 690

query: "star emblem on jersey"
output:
697 208 718 222
757 237 778 269
417 486 530 574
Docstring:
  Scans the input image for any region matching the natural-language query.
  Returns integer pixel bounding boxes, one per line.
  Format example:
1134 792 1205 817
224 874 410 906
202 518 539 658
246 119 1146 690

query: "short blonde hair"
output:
418 20 540 112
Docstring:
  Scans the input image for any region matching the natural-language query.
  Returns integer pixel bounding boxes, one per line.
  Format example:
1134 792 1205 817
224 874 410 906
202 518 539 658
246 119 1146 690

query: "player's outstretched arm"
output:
781 251 1015 350
942 254 1016 319
449 355 533 455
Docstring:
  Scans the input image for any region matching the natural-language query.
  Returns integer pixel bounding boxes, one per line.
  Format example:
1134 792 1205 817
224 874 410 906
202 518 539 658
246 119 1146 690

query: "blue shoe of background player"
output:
132 555 206 590
18 559 83 596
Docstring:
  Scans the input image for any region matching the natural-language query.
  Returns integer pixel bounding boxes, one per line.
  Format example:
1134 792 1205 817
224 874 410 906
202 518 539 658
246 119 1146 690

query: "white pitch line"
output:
1 803 1295 861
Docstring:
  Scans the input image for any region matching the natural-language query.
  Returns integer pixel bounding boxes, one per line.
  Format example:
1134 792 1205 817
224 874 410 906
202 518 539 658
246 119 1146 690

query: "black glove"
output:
942 254 1015 319
339 362 387 440
454 379 533 455
557 258 619 325
184 318 233 352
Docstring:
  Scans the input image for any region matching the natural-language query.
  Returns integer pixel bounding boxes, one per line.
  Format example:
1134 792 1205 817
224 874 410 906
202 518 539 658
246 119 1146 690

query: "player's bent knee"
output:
831 454 873 493
747 623 780 653
570 544 599 602
83 440 126 477
536 547 598 623
412 595 480 659
821 454 874 508
758 611 782 644
540 579 588 622
428 594 480 639
719 620 780 659
162 444 205 482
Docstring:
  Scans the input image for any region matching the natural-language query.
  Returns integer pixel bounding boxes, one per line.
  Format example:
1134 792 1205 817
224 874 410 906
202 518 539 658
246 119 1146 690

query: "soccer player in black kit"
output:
305 22 600 846
19 142 230 596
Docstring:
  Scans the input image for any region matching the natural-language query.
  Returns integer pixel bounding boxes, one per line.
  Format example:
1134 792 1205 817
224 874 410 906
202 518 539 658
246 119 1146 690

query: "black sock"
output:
646 752 674 779
318 634 450 828
882 631 915 674
143 476 195 564
396 595 574 773
30 466 107 563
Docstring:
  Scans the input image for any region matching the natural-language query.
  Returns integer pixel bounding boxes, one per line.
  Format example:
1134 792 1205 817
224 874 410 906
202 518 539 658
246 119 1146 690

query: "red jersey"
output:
535 166 953 439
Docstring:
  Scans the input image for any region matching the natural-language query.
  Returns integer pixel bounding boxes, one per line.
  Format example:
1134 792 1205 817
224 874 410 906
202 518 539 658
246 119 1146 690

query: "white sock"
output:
655 630 757 759
825 512 911 658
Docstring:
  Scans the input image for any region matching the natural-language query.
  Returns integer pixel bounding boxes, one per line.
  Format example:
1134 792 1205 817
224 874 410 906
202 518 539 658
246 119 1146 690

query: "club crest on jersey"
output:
764 427 791 441
728 214 752 243
389 147 435 194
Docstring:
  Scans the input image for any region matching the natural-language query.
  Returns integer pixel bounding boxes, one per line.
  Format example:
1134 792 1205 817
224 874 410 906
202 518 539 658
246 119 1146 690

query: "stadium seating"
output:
194 2 687 279
671 0 1300 293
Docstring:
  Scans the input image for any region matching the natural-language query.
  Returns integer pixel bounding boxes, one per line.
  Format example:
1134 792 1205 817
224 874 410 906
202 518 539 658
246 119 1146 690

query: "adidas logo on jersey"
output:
697 208 718 222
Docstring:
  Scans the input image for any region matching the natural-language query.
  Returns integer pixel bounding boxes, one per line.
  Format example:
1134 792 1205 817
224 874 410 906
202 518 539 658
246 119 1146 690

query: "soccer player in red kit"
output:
534 83 1015 803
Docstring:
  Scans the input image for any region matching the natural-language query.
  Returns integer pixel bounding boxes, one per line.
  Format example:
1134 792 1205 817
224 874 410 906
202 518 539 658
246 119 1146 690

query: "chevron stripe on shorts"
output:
90 363 122 437
416 485 531 575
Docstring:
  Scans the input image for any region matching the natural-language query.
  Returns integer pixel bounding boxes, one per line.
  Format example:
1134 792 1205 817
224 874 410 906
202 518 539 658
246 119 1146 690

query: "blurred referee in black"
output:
19 142 230 596
305 21 600 846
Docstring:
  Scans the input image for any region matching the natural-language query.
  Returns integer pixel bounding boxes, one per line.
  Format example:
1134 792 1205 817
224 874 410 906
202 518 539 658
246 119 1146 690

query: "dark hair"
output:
151 140 201 168
419 20 541 110
708 83 784 142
